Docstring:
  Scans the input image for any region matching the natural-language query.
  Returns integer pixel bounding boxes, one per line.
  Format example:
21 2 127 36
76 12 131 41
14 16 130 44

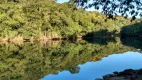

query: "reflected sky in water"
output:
41 52 142 80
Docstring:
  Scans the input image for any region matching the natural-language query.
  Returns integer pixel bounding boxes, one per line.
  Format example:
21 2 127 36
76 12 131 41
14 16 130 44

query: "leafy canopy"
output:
72 0 142 18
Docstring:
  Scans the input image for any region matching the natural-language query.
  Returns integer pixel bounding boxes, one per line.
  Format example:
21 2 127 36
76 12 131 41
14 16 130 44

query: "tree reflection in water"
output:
0 37 141 80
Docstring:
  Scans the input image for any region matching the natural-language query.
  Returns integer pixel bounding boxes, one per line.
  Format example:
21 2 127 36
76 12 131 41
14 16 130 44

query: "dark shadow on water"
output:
120 22 142 50
82 29 118 45
83 37 116 45
121 22 142 37
83 21 142 49
121 37 142 50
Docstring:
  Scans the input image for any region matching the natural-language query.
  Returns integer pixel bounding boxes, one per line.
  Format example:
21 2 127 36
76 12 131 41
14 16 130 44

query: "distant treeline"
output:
0 0 141 41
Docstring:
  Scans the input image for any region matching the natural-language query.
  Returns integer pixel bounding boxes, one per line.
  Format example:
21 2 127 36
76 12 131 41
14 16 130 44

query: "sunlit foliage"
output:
0 0 139 40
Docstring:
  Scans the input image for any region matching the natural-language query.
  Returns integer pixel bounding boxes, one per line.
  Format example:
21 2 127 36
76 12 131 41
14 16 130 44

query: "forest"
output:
0 0 141 42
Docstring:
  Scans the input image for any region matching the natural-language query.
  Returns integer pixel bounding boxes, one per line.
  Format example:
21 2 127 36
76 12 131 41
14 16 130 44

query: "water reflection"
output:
121 37 142 50
41 52 142 80
0 37 141 80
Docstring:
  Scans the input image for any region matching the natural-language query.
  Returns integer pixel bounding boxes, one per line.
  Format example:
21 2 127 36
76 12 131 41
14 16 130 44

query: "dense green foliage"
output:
121 22 142 37
0 0 140 41
0 1 141 80
0 37 140 80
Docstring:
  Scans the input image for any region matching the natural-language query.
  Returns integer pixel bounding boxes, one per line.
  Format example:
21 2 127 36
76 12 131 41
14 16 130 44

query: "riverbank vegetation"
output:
0 0 141 42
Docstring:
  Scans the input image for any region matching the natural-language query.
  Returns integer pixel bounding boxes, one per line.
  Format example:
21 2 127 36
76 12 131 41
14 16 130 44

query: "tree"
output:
72 0 142 19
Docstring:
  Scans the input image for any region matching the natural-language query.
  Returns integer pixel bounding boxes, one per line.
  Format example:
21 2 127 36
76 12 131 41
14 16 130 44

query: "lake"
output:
0 37 141 80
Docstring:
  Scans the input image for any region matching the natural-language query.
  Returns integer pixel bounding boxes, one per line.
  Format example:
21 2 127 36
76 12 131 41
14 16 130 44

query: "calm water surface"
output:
41 37 142 80
0 37 141 80
41 52 142 80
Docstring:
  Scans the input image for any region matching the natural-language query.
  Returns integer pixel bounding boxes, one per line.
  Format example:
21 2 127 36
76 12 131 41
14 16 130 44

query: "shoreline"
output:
0 36 81 43
0 35 141 43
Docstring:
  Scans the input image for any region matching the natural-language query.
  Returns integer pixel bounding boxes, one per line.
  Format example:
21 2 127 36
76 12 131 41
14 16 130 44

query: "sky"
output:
56 0 141 18
57 0 69 3
57 0 97 11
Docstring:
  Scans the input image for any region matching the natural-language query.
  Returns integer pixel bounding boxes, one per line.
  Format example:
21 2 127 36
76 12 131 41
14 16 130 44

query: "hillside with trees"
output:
0 0 141 42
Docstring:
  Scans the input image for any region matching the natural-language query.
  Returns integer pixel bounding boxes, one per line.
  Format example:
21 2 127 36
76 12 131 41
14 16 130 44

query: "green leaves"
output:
0 0 139 39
